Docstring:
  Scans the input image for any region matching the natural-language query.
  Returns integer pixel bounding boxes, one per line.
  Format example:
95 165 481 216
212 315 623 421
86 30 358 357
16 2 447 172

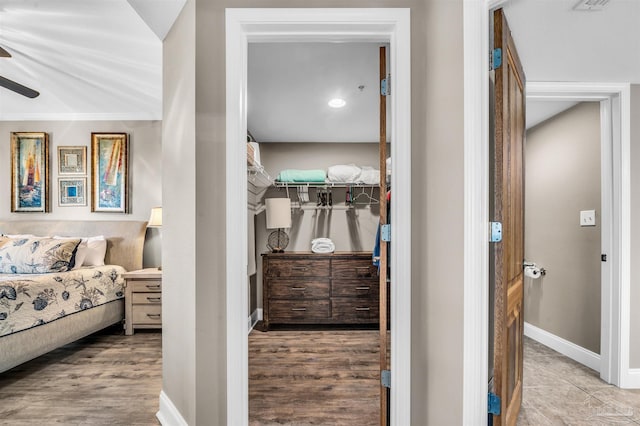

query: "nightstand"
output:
123 268 162 335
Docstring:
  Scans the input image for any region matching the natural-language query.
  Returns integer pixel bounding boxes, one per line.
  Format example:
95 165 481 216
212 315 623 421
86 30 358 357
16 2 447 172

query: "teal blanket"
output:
277 169 326 183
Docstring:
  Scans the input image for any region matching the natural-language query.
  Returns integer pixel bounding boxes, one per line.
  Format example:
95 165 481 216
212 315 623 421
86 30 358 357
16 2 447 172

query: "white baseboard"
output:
157 390 188 426
247 308 263 333
622 369 640 389
524 322 601 372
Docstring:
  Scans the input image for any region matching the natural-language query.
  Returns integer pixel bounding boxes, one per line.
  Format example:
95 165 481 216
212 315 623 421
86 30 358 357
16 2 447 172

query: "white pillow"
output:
54 235 107 267
83 235 107 266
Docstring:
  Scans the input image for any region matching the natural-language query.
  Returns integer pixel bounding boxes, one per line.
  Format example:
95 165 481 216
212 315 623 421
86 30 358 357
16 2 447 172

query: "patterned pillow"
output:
0 235 8 248
0 237 81 274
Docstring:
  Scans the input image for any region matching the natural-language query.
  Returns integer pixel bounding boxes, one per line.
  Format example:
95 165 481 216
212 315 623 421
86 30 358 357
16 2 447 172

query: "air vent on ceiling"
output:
573 0 610 11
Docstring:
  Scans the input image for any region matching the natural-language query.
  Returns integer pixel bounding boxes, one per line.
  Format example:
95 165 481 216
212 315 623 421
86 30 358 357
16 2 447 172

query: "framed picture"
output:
11 132 50 212
58 146 87 175
91 133 129 213
58 178 87 207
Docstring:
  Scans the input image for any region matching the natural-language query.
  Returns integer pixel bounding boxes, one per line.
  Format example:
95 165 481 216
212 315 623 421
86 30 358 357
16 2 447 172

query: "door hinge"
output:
490 48 502 71
381 224 391 242
488 392 501 415
490 222 502 243
381 75 390 96
381 370 391 388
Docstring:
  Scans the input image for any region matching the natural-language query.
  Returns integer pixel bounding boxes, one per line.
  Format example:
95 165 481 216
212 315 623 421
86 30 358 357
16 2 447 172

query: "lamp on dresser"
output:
265 198 291 253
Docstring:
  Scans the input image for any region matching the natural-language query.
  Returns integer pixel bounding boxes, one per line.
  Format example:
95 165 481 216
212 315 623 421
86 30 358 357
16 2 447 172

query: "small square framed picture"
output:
58 146 87 175
58 177 87 207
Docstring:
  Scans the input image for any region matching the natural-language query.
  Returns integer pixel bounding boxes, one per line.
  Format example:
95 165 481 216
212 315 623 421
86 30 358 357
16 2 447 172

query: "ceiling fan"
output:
0 45 40 98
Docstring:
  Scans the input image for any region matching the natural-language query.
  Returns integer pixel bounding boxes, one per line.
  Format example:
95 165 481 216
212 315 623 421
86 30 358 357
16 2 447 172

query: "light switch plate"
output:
580 210 596 227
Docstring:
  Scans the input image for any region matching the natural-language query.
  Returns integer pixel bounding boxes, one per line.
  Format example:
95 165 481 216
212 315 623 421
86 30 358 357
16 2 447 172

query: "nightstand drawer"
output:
266 259 330 278
132 292 162 304
269 279 330 299
269 299 330 321
130 280 161 292
132 305 162 324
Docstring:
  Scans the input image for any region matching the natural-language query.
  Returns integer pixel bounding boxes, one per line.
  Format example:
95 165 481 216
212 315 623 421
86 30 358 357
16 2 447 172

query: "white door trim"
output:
225 8 412 426
526 81 630 388
463 0 632 422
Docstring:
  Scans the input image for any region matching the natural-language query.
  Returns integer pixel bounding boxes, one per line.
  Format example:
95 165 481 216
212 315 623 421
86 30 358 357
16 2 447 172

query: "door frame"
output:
525 82 630 388
463 1 632 423
225 8 412 426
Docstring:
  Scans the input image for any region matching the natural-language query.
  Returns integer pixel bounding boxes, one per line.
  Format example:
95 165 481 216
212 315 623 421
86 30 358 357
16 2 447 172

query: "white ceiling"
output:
0 1 637 132
0 0 184 121
248 42 389 143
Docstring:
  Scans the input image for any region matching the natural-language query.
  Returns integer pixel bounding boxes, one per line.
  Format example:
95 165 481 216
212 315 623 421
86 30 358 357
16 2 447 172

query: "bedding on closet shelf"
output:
0 265 126 338
276 169 326 182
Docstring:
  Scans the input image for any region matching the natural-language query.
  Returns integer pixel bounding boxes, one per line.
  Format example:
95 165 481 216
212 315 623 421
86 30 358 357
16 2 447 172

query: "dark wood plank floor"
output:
249 328 380 426
0 326 162 426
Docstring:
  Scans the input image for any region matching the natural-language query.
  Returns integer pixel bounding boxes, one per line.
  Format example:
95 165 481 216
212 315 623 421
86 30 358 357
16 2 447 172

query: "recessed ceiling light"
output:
328 98 346 108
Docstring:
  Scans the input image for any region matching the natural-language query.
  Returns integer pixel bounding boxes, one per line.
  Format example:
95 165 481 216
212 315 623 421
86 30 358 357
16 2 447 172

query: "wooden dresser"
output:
261 252 379 330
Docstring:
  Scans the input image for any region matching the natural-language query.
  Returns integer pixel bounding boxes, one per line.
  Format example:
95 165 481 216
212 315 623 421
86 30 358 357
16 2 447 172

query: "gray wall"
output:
0 120 162 268
162 0 197 421
163 0 464 424
630 85 640 368
524 102 601 354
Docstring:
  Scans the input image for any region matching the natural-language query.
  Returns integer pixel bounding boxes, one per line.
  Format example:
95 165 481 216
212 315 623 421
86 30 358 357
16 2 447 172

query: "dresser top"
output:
262 251 373 258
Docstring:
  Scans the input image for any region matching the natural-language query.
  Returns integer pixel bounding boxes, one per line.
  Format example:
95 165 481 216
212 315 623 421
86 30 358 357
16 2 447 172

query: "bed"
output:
0 220 147 373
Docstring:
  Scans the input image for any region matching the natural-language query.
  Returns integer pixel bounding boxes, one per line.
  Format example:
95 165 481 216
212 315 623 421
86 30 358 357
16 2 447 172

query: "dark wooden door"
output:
491 8 526 426
378 45 389 426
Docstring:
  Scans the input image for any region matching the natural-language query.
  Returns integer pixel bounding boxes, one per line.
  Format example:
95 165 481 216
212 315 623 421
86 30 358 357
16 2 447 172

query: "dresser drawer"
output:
269 279 330 299
266 259 330 278
332 298 379 322
130 280 162 292
132 304 162 324
332 259 377 279
332 280 379 298
132 292 162 304
269 299 330 321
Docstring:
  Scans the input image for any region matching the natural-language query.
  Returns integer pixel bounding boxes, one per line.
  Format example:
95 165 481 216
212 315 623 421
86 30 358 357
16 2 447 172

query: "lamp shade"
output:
148 207 162 228
265 198 291 229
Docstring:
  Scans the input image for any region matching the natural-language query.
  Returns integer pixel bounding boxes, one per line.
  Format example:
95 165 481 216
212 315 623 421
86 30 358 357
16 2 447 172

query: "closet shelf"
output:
273 181 378 188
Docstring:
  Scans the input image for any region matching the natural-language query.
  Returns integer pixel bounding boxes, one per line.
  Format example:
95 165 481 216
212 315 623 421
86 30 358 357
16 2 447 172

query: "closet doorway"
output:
226 8 412 426
246 41 389 425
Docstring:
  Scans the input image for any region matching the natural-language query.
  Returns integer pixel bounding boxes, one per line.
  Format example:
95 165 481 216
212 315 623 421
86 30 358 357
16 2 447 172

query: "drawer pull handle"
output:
291 308 307 311
147 297 162 302
147 313 161 319
290 287 306 291
146 285 161 290
291 267 309 272
355 307 371 311
355 286 371 291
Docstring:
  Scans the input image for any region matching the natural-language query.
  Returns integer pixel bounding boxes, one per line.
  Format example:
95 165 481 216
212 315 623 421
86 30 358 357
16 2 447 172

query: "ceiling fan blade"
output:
0 46 10 58
0 75 39 98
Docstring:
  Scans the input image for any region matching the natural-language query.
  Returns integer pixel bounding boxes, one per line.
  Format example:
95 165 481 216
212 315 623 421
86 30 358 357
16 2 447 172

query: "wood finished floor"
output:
5 325 639 425
249 328 381 426
519 336 640 425
0 326 162 426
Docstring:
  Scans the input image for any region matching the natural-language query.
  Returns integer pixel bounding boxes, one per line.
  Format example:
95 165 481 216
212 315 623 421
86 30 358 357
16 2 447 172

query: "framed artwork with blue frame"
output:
91 133 129 213
11 132 50 212
58 177 87 207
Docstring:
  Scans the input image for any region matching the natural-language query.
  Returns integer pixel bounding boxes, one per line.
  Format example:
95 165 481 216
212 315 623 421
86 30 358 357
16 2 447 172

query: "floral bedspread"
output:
0 265 126 337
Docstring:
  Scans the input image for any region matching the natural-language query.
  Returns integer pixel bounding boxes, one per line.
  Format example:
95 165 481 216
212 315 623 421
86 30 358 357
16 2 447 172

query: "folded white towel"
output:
311 238 335 253
327 164 361 183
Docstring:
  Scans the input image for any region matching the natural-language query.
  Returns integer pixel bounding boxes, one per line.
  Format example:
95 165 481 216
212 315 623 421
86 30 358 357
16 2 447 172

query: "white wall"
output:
0 120 162 268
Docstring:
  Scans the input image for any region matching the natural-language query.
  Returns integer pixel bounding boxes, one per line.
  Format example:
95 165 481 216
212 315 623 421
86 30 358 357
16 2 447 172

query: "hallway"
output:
519 337 640 425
